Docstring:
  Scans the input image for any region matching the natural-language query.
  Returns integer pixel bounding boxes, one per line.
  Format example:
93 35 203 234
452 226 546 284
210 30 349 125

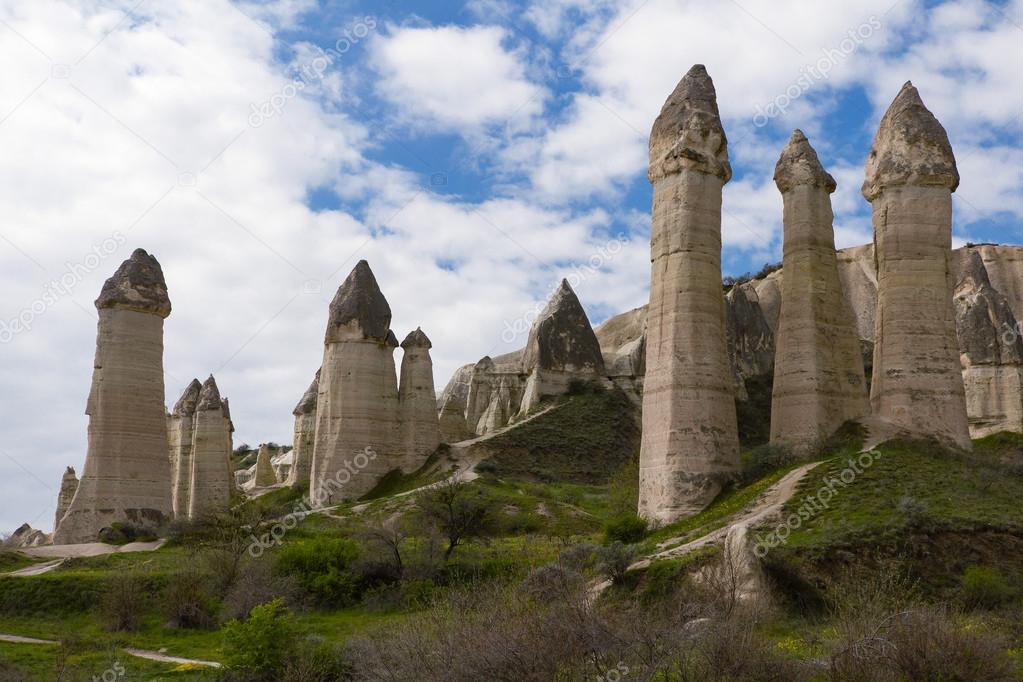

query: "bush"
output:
602 513 648 545
222 557 301 621
596 542 635 585
98 521 158 545
222 598 296 677
162 568 217 629
961 565 1016 609
275 537 364 608
741 442 796 483
99 573 146 632
558 542 598 572
280 636 350 682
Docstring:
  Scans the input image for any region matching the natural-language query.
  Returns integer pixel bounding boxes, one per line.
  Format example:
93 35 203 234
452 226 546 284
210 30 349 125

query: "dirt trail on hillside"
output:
20 539 164 561
3 559 65 577
0 634 222 668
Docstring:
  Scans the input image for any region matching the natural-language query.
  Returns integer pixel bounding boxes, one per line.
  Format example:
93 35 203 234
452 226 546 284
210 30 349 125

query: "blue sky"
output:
1 0 1022 533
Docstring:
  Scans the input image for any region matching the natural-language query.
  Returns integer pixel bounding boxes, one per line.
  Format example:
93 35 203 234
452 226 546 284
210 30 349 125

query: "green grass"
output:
360 448 452 500
476 387 640 484
0 640 210 681
0 551 46 574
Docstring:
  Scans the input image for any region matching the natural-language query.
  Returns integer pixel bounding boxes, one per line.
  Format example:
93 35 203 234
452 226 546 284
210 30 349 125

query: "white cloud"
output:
370 24 545 131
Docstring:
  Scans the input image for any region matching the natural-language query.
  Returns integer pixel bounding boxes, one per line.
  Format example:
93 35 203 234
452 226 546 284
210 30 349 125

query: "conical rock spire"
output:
774 129 836 193
172 379 202 417
325 260 392 343
95 248 171 317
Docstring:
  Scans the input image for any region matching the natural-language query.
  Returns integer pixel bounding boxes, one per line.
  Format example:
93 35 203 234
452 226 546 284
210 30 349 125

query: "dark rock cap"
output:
325 260 392 343
401 327 432 350
197 375 222 411
774 129 836 194
522 279 605 374
95 248 172 317
63 466 76 478
172 378 202 417
648 64 731 183
862 81 959 201
293 369 320 416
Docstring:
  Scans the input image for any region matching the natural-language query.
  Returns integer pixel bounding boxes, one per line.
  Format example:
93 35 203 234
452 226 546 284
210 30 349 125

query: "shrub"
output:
596 541 635 585
602 513 648 545
280 636 350 682
415 480 497 561
275 537 364 608
474 458 498 475
222 598 296 677
98 521 158 545
99 572 146 632
162 568 217 629
961 565 1016 609
222 557 300 622
558 542 598 572
741 442 796 483
522 563 582 601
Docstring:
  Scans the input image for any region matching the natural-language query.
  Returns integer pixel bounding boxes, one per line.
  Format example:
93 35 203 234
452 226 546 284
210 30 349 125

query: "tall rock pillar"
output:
168 379 201 518
770 130 868 449
53 467 79 534
53 248 173 544
862 82 971 449
398 328 441 471
310 260 400 505
638 65 740 525
187 375 233 518
285 370 319 487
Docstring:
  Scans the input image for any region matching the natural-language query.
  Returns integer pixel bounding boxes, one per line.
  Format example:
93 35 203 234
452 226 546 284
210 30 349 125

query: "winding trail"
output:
0 634 222 668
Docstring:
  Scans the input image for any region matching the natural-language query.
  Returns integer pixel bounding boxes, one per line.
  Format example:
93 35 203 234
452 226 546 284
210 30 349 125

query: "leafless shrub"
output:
221 555 301 622
99 572 146 632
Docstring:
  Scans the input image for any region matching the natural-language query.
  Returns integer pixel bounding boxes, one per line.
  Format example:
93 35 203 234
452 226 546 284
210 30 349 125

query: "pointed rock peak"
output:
522 280 605 373
95 248 172 317
401 327 432 350
385 329 399 348
63 466 77 479
325 260 392 343
293 370 320 416
474 355 495 371
172 379 202 417
774 129 837 193
649 64 731 183
197 375 222 411
862 81 958 201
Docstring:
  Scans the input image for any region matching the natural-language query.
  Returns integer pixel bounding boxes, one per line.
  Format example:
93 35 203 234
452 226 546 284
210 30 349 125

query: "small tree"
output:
222 598 295 676
357 515 410 580
415 479 495 561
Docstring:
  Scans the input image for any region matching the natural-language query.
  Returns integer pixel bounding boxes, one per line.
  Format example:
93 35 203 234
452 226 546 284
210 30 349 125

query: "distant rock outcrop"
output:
6 523 47 548
53 467 78 534
54 249 174 544
639 65 740 525
863 82 970 449
254 444 277 487
187 376 233 518
770 130 868 450
398 329 441 470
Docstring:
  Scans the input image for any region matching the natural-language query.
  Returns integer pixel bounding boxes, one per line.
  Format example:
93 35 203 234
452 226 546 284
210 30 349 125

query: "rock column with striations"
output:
310 261 400 505
863 82 971 449
285 370 319 487
638 65 740 525
53 249 173 544
398 328 441 471
187 375 233 518
168 379 201 518
254 444 277 487
53 467 79 535
771 130 868 449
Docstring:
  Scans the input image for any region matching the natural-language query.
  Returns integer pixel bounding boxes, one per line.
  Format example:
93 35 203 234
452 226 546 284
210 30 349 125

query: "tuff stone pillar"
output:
168 379 201 518
53 467 79 535
187 375 233 518
863 82 971 449
254 444 277 487
638 65 740 525
398 329 441 471
771 130 868 449
310 261 400 505
53 249 173 544
285 370 319 487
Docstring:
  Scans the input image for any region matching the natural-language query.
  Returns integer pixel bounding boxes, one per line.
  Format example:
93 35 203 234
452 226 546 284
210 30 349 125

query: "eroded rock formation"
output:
254 443 277 487
53 249 173 544
639 65 740 525
770 130 868 449
187 375 233 518
310 261 400 504
53 467 78 534
398 329 441 471
169 378 201 518
285 370 319 487
954 251 1023 437
863 82 971 449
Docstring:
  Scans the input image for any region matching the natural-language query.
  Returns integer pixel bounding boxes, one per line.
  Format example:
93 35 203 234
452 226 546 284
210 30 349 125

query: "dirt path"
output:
0 634 57 644
0 632 222 668
3 559 65 577
21 539 165 560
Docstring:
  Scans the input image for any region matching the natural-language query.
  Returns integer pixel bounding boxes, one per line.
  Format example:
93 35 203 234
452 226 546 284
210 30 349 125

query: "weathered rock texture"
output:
863 82 970 449
399 329 441 471
168 378 201 518
953 250 1023 437
53 249 173 544
770 130 868 449
53 467 79 534
519 279 605 415
639 65 740 525
285 370 319 487
437 363 475 442
6 523 47 548
254 444 277 487
310 261 401 504
187 376 233 518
